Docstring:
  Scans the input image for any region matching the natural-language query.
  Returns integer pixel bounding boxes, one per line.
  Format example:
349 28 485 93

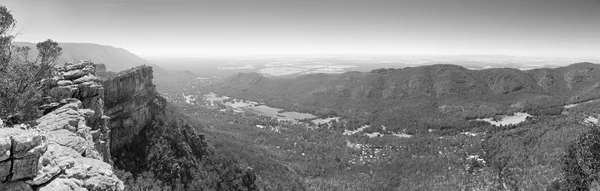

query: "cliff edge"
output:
102 66 156 153
1 60 257 190
0 61 123 191
99 64 258 190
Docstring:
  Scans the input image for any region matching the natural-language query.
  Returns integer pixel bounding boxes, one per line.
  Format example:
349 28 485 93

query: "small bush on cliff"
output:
0 6 62 122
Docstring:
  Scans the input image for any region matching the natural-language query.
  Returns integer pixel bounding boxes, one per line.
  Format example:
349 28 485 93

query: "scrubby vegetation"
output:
0 6 62 123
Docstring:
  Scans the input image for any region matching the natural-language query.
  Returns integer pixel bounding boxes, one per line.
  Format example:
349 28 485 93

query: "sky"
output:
2 0 600 59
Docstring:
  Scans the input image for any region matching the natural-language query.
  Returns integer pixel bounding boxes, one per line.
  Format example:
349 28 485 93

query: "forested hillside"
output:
14 42 159 72
215 63 600 133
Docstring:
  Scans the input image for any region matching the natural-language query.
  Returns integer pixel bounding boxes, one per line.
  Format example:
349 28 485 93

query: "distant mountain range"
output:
216 62 600 132
14 42 149 72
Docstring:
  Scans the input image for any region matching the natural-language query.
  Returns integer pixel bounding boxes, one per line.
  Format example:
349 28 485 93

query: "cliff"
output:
99 64 258 189
0 61 123 191
1 60 257 190
101 66 156 152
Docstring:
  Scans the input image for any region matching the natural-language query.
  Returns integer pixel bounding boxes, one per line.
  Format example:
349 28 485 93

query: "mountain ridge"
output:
14 42 152 72
215 62 600 132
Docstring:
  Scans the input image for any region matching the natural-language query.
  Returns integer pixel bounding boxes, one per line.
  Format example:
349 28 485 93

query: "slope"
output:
14 42 152 72
215 62 600 133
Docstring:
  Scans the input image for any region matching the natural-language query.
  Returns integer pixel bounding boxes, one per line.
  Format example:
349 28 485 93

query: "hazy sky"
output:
3 0 600 58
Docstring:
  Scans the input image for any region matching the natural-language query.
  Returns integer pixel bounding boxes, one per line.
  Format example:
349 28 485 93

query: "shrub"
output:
0 6 62 122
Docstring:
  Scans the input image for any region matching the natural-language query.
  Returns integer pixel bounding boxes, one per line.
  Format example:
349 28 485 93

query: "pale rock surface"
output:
0 61 123 191
0 128 47 182
37 178 86 191
58 80 74 86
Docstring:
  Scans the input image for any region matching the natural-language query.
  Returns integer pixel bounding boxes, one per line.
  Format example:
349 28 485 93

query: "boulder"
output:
0 128 47 182
28 144 78 185
0 161 11 181
0 181 33 191
48 85 79 102
11 157 39 181
0 135 11 161
65 157 114 179
73 74 99 84
47 129 88 155
37 178 85 191
63 69 90 81
11 130 46 159
64 60 92 71
57 80 74 86
77 82 102 98
36 102 84 132
80 109 95 118
81 64 96 74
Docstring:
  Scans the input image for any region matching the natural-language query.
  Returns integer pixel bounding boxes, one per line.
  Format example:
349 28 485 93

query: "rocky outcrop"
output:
43 60 111 163
0 61 123 191
0 59 257 190
0 128 46 184
0 100 123 191
101 66 156 152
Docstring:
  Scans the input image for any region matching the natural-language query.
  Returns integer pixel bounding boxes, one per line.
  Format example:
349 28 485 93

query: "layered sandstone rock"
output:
0 100 123 191
43 61 112 163
0 61 123 191
0 128 46 184
102 66 156 152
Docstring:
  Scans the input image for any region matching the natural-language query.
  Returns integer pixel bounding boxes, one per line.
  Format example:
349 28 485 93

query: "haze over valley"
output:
2 0 600 190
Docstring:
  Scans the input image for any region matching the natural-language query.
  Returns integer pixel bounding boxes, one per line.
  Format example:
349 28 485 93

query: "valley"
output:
162 89 487 190
152 62 600 190
3 1 600 190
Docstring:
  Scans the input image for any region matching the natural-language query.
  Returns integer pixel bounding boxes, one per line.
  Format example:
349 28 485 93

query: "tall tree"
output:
0 5 16 70
0 5 62 122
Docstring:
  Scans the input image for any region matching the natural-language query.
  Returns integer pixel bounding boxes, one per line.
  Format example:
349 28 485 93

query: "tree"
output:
0 5 16 70
36 39 61 66
0 5 62 122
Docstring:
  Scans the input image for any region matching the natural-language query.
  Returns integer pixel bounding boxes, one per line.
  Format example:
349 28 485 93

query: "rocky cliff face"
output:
100 64 257 190
1 60 257 190
101 66 156 152
0 61 123 191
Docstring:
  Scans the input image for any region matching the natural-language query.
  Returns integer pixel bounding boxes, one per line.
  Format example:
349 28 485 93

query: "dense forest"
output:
168 90 600 190
154 62 600 190
213 63 600 133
